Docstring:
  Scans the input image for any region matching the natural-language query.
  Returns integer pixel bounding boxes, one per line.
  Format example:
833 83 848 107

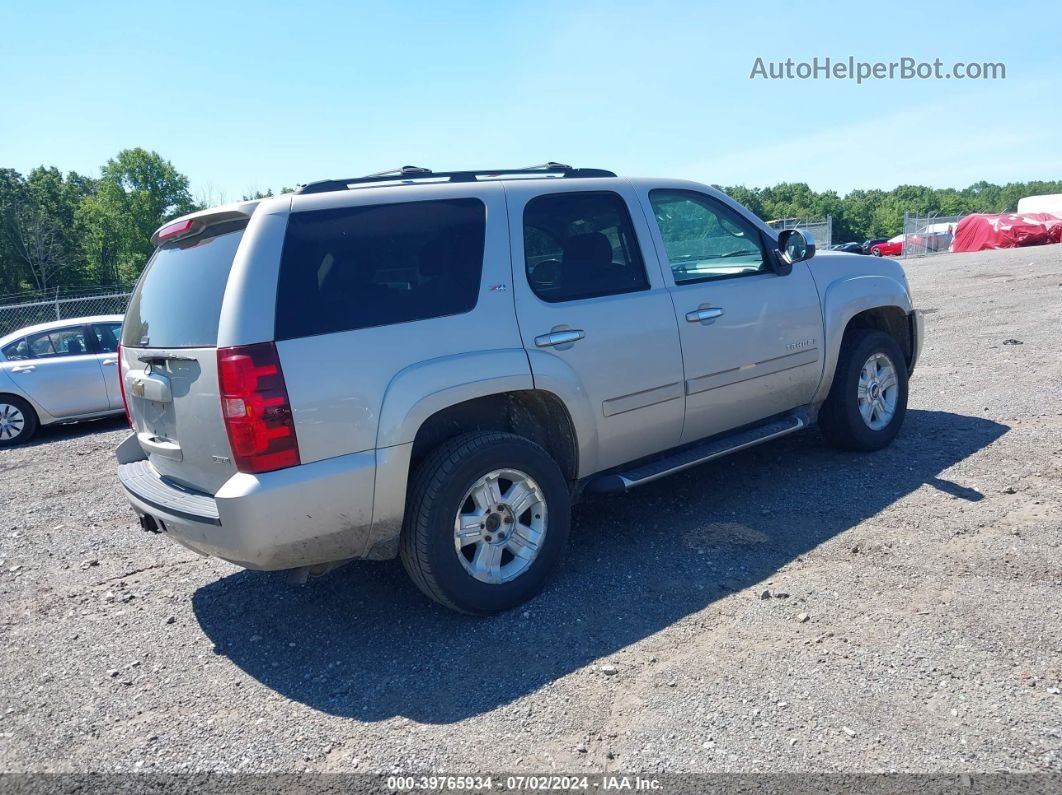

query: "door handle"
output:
11 365 35 374
534 329 586 348
102 359 118 366
685 307 725 323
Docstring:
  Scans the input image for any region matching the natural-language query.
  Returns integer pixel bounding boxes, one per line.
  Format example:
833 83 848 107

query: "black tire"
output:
871 247 883 256
819 329 908 452
0 395 38 447
400 431 571 614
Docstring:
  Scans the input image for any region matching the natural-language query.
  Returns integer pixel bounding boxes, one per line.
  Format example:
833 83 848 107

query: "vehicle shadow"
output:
23 415 128 447
193 409 1006 724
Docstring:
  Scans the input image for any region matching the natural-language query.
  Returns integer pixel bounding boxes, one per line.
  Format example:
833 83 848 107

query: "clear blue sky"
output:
2 0 1059 200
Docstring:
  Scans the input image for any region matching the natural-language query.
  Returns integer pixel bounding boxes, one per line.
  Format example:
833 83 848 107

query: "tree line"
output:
1 148 1059 298
719 180 1062 244
0 149 198 296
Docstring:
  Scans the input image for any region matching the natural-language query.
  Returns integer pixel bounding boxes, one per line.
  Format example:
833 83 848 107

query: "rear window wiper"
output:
137 353 198 363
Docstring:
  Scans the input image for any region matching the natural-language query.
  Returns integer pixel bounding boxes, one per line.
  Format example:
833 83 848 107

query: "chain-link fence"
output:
767 216 833 250
902 212 964 258
0 286 133 338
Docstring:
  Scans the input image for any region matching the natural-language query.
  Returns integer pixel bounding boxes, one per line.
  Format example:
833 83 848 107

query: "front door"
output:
639 188 824 444
508 186 685 474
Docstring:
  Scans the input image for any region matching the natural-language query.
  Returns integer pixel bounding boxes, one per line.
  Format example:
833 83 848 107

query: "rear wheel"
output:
400 431 571 614
0 396 38 446
819 329 908 451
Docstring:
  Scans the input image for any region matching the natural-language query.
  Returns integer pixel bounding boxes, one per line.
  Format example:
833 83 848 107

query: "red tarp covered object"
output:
951 212 1062 252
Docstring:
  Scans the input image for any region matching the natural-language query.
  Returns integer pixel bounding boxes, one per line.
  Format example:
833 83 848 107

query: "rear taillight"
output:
116 343 132 427
217 342 300 474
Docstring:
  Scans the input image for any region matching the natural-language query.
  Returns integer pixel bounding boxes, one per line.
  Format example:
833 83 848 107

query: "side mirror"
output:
777 229 816 266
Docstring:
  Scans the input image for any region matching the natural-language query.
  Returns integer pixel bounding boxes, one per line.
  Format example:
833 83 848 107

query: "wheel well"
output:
410 390 579 482
0 392 39 428
844 306 912 368
0 392 36 413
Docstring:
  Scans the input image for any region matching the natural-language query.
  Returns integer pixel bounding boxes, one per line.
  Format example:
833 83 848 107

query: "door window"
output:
649 190 768 284
91 322 123 353
24 327 90 358
523 191 649 303
1 339 30 360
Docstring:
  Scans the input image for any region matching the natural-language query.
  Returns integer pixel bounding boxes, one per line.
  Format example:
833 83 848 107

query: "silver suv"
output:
116 164 923 614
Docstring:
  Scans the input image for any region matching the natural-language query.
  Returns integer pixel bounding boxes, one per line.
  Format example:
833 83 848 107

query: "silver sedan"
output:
0 315 126 445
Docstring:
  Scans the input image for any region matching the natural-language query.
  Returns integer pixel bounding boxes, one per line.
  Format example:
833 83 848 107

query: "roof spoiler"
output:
150 201 260 247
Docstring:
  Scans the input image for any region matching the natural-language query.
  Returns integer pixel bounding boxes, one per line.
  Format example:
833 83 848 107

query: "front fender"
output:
813 274 915 404
0 368 58 426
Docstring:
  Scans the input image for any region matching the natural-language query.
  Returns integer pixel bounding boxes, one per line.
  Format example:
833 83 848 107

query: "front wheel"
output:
871 247 883 256
400 432 571 614
819 329 909 451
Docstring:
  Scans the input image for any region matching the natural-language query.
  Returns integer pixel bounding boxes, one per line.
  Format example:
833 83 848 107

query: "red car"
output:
907 231 953 253
869 235 904 256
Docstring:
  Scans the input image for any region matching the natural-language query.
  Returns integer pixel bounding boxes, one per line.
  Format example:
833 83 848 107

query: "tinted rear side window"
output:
275 198 485 340
122 222 245 348
523 191 649 303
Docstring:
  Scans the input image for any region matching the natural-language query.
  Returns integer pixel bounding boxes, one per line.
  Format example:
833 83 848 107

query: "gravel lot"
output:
1 244 1060 775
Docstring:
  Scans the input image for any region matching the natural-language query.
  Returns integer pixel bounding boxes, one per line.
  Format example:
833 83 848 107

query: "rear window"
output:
274 198 485 340
122 222 245 348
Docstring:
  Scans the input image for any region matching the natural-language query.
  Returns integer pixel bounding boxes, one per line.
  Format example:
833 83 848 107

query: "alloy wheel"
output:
857 352 899 431
453 468 548 584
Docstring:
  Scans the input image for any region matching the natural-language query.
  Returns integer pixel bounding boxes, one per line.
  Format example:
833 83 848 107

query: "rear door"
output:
120 220 248 494
507 184 685 472
4 325 111 418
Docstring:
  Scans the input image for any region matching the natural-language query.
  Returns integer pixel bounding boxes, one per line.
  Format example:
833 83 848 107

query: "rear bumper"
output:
116 434 378 570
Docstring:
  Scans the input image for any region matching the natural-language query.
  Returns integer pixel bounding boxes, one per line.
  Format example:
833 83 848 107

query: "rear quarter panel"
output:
375 352 533 449
217 196 292 347
273 183 524 463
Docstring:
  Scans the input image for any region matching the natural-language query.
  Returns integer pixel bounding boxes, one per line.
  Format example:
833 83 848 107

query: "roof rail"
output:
294 162 616 195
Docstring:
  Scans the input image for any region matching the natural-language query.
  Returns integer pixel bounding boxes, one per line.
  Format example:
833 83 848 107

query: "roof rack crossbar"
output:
361 165 434 179
294 164 616 195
